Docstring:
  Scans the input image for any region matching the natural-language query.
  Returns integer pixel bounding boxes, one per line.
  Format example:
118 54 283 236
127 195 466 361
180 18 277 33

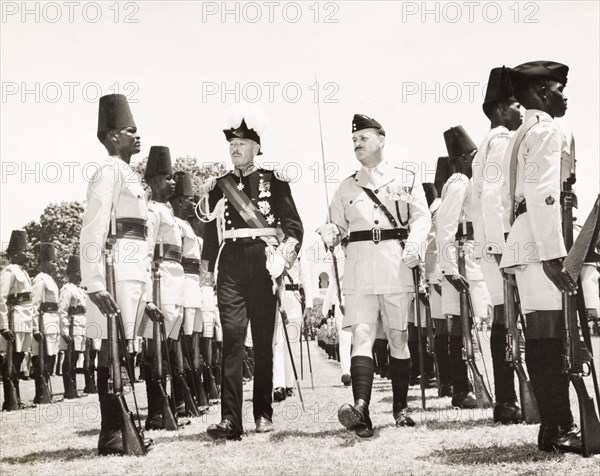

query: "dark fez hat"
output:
352 114 385 136
443 126 477 161
97 94 136 142
66 255 80 275
223 119 262 154
510 60 569 86
144 146 173 179
39 242 56 262
483 66 517 118
7 229 27 253
173 171 194 197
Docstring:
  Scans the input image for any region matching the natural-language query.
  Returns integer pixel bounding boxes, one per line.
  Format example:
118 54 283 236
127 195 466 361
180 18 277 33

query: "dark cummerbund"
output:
116 217 148 240
68 305 86 315
40 302 59 313
7 292 31 305
155 244 182 262
182 257 201 275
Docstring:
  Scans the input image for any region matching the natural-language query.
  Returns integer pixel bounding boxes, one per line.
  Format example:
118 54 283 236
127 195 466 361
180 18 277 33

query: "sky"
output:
2 1 599 274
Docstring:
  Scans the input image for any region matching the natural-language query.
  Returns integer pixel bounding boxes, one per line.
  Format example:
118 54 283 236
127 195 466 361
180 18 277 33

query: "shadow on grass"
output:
267 427 384 447
425 443 565 466
1 448 95 465
75 429 100 437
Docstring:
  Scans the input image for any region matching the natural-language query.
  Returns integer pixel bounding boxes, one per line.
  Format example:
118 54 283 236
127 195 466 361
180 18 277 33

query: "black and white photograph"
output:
1 1 599 474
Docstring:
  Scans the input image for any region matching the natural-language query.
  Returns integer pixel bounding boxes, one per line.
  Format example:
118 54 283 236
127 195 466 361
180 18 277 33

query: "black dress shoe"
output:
207 418 241 440
493 401 522 424
341 374 351 386
393 409 416 427
338 400 373 438
285 387 294 397
539 423 582 454
255 416 274 433
98 430 154 455
273 387 286 402
451 391 478 409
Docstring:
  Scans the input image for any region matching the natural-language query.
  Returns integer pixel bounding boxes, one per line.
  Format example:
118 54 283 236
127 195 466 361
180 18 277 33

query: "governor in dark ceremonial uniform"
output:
319 114 431 437
499 61 583 453
200 113 303 439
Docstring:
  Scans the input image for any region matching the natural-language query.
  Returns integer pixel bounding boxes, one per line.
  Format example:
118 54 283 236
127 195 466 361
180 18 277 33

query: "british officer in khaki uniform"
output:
499 61 582 454
80 93 155 455
1 230 33 410
437 126 489 409
319 114 431 437
31 243 61 404
471 66 523 423
138 145 188 430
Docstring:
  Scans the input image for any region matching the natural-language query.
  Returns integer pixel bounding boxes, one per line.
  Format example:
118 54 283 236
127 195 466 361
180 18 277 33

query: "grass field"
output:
1 335 599 475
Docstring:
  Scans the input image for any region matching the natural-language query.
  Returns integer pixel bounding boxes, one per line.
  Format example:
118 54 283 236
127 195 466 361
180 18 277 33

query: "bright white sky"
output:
2 1 599 259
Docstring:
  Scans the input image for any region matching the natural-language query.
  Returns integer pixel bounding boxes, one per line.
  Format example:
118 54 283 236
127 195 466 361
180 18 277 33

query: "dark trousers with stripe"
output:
217 241 277 431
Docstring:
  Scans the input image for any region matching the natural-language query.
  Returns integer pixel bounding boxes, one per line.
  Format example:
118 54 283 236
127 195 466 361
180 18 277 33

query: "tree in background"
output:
23 201 85 285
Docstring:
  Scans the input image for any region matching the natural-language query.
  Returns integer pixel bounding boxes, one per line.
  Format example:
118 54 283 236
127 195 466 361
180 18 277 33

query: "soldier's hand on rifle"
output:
444 274 469 293
88 290 120 318
317 223 341 248
33 330 43 342
145 302 164 323
542 258 577 295
0 328 15 342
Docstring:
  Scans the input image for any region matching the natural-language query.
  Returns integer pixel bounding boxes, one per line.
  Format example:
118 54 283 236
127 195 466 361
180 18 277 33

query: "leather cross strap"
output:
360 186 400 229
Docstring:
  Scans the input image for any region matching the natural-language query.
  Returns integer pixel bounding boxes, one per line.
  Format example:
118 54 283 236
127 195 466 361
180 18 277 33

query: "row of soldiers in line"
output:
315 61 600 456
0 230 226 418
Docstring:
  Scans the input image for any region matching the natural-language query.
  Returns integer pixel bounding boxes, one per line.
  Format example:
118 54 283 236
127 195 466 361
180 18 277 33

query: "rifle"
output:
184 332 209 411
412 268 427 409
37 302 53 404
504 275 540 423
3 299 20 411
83 337 97 394
560 140 600 457
62 314 77 399
204 337 220 402
173 329 200 417
103 215 147 455
151 249 178 431
419 290 441 396
457 238 493 408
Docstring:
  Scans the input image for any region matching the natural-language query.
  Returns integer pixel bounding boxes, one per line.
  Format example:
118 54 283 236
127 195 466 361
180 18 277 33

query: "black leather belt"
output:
455 222 474 240
285 284 299 291
182 258 201 275
155 244 182 262
40 302 58 312
68 305 86 315
349 228 408 244
116 218 148 240
515 200 527 218
7 292 31 305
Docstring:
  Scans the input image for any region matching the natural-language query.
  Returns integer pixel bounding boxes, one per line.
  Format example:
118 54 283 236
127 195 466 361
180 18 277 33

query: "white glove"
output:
317 223 341 247
277 239 299 269
265 247 286 279
402 245 420 269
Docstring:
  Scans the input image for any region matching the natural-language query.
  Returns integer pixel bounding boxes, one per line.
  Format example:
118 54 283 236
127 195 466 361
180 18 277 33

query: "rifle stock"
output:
3 302 20 411
412 268 427 409
186 332 209 411
421 292 441 396
37 309 53 404
105 226 147 455
458 239 493 409
504 276 540 423
174 333 200 417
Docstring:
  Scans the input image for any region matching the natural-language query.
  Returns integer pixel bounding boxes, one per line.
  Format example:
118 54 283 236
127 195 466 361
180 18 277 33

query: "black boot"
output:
408 326 420 386
63 372 79 399
490 319 520 424
338 356 375 437
390 357 415 427
434 334 453 397
449 335 477 409
84 367 97 394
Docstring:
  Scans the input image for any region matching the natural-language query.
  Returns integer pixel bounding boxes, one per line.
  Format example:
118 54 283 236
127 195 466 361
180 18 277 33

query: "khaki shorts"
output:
343 293 410 331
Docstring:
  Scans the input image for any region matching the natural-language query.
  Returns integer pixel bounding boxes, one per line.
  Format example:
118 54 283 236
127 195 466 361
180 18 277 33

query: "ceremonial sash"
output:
217 174 278 245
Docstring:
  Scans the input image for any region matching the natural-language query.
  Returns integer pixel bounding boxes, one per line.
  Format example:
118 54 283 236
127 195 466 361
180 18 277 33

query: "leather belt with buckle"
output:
348 228 408 244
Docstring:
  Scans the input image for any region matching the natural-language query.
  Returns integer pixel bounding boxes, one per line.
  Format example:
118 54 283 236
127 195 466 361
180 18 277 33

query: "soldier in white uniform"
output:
31 243 61 403
80 94 155 455
437 126 489 409
319 114 431 437
138 146 187 430
58 255 87 399
472 66 523 423
422 182 452 396
273 237 313 401
321 254 353 386
1 230 33 410
500 61 582 453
